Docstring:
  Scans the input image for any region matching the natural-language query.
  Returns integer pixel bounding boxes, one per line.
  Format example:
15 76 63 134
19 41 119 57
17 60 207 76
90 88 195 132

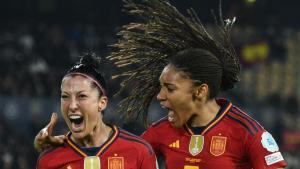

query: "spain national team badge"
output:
108 157 124 169
210 136 227 156
189 135 204 156
84 156 101 169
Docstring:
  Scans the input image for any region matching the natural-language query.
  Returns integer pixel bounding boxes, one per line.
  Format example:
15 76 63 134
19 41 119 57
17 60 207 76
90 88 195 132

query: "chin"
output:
71 131 87 140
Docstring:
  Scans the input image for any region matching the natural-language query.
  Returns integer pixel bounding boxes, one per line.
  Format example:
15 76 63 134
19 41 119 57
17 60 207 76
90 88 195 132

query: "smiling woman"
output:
35 53 157 169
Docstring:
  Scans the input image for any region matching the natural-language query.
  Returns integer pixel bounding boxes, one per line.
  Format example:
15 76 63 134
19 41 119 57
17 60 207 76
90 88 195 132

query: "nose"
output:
69 97 78 111
156 88 166 102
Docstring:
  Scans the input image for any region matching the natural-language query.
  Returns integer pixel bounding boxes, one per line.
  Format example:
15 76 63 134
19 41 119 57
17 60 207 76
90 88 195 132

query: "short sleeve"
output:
247 130 287 169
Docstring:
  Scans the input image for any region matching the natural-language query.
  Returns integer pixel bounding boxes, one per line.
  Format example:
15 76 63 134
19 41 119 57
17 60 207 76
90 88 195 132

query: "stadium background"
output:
0 0 300 168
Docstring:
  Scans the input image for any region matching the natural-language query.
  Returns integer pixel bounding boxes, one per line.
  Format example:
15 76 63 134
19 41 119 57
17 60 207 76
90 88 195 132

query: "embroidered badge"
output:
189 135 204 156
84 156 100 169
108 157 124 169
210 136 227 156
261 132 279 153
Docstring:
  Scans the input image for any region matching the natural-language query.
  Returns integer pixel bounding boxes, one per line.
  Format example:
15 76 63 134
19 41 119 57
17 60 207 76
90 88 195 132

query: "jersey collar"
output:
66 125 119 157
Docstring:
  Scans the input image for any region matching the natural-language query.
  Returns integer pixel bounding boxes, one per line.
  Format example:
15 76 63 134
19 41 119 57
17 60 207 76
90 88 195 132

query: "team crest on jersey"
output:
84 156 100 169
189 135 204 156
210 136 227 156
108 157 124 169
261 132 279 153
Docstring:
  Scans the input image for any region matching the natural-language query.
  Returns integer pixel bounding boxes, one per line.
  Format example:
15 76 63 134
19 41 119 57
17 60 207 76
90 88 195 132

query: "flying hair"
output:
108 0 240 125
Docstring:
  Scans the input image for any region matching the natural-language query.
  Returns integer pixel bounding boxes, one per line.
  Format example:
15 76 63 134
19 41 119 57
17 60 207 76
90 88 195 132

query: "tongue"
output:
71 121 84 132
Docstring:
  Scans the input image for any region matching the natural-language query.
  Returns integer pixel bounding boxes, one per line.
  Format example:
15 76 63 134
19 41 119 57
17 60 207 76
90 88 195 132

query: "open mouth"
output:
69 115 84 132
160 105 175 123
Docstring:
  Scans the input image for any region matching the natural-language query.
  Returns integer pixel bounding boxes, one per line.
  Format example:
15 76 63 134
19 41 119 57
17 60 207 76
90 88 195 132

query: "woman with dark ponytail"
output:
35 53 157 169
34 0 286 168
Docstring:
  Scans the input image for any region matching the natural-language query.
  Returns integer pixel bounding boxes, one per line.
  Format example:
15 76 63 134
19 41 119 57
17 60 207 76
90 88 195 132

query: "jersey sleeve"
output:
247 130 287 169
141 125 161 156
140 149 158 169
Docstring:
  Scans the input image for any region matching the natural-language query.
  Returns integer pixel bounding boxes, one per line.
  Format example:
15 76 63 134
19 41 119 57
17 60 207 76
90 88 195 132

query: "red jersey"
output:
142 99 287 169
37 125 157 169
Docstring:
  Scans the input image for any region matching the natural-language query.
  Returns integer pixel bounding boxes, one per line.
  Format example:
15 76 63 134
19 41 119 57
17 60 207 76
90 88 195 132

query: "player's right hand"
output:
34 112 66 152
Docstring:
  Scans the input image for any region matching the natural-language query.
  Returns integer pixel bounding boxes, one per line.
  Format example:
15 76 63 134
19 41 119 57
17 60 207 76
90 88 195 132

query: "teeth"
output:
168 111 174 122
69 115 82 119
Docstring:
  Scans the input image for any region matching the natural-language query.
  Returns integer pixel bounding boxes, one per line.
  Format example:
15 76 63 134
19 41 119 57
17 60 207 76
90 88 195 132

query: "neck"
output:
72 122 112 147
190 99 220 127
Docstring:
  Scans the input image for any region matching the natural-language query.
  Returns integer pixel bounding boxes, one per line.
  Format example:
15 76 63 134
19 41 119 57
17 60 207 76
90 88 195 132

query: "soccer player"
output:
35 0 287 168
36 53 157 169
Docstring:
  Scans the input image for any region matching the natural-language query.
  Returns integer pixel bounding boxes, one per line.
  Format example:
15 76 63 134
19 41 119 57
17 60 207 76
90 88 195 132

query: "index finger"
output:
46 112 58 137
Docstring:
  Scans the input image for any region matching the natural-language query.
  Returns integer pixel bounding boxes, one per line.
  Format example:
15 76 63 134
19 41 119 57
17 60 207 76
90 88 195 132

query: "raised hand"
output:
34 112 65 152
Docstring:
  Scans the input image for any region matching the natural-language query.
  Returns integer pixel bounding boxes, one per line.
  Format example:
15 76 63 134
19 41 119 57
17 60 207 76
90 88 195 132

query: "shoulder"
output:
36 146 66 167
148 116 172 130
142 116 179 137
224 105 264 137
118 128 154 155
38 146 62 159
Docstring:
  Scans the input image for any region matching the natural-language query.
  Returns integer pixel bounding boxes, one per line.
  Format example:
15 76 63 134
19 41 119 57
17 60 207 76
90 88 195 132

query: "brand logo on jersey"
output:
169 140 180 148
189 135 204 156
84 156 100 169
108 157 124 169
210 136 227 156
261 132 279 153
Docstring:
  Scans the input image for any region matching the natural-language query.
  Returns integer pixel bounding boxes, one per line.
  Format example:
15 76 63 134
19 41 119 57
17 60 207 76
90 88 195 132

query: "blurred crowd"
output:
1 1 300 168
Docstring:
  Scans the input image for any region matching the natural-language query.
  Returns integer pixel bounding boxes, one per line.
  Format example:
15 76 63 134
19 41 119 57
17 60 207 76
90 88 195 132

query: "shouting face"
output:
60 75 107 140
157 64 198 128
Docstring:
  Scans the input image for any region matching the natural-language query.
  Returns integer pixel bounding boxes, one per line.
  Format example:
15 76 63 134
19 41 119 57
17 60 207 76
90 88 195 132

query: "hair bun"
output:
79 53 101 70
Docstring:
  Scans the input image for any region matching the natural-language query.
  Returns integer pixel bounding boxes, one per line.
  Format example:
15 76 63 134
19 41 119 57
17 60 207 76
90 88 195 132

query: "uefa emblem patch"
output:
261 132 279 153
108 157 124 169
210 136 227 156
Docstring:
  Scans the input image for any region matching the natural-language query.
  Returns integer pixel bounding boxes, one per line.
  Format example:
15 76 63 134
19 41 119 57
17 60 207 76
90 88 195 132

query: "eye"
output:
166 87 175 92
78 94 87 99
61 94 68 99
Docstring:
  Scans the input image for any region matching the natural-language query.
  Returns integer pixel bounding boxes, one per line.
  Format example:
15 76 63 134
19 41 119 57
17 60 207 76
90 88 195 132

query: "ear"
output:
194 84 209 100
98 96 108 112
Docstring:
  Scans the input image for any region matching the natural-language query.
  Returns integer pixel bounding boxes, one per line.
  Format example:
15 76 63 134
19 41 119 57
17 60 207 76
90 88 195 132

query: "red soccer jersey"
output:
142 99 287 169
37 125 157 169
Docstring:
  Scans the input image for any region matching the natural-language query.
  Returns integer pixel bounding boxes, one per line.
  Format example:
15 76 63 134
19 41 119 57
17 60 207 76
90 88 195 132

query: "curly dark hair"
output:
108 0 240 125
